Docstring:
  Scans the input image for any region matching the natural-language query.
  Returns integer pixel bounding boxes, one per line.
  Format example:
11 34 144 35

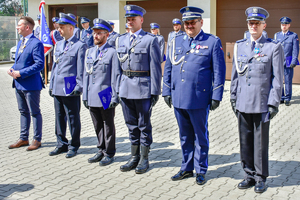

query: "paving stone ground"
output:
0 63 300 200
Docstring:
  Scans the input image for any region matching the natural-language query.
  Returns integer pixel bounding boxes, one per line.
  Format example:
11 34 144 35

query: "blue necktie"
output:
96 48 100 57
251 41 255 51
130 34 136 46
189 37 194 47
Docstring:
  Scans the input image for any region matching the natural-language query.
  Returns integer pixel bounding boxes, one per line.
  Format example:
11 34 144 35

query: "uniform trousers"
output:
120 98 152 147
174 106 210 174
282 66 294 101
238 111 269 182
15 89 42 142
54 95 81 151
89 106 116 157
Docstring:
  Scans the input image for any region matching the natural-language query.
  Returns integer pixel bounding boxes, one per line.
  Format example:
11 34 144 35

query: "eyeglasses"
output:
247 21 265 26
184 20 200 26
93 31 108 36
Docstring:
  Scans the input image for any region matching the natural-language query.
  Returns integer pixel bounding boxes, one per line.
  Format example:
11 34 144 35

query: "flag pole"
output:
44 56 47 85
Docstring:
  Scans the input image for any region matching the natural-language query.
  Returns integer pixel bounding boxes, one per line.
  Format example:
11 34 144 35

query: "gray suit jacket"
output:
230 36 284 113
82 43 119 107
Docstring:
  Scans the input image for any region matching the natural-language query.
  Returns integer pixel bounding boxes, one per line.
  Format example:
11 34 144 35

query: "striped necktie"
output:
130 34 136 46
18 37 25 55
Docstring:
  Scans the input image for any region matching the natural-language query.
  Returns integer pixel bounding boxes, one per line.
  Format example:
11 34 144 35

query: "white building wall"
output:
187 0 217 35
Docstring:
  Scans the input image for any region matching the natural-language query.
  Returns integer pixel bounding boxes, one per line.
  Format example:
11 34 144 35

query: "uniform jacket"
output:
274 31 299 67
80 27 94 48
156 35 165 63
82 43 119 107
74 27 81 39
12 34 44 91
116 30 162 99
162 30 226 109
166 30 185 59
50 36 87 96
34 26 40 39
107 31 120 47
50 30 63 45
230 36 284 113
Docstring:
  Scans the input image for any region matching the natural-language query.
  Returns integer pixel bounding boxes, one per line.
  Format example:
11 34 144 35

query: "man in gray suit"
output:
49 13 87 158
83 19 119 166
116 4 162 174
230 7 284 193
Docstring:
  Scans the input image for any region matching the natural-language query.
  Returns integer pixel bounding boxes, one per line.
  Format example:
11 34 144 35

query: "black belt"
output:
122 70 150 77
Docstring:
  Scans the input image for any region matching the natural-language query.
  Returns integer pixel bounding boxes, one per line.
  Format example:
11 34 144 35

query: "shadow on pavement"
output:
0 184 34 199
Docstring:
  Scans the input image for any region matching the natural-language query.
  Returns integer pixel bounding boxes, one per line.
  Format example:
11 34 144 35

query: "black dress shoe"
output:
238 179 256 189
254 181 267 193
49 147 68 156
99 156 114 166
65 150 77 158
285 101 291 106
196 173 206 185
171 170 193 181
88 152 104 163
280 100 285 104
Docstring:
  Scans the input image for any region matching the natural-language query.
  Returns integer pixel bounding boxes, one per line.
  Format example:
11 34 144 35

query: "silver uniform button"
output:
182 79 184 82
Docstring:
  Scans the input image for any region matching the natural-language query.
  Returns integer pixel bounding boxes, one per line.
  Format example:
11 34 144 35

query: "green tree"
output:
0 0 23 16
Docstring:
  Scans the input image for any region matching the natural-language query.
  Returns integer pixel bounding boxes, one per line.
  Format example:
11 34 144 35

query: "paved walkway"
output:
0 63 300 200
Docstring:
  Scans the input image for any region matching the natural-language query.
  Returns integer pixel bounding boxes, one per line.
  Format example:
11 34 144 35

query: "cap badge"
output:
253 8 258 13
126 5 131 11
186 7 189 11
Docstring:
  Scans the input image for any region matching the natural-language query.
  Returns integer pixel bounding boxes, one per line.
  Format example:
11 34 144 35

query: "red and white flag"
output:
39 0 53 56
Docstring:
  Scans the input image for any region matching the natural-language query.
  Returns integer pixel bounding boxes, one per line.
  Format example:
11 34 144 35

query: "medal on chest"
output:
254 47 260 54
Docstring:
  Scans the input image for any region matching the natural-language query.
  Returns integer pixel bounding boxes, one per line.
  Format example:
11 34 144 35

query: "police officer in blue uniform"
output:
107 21 119 47
51 17 63 45
162 6 226 185
231 7 284 193
150 23 165 63
49 13 87 158
274 17 299 106
80 17 94 48
83 19 119 166
7 16 44 151
116 5 161 174
34 15 41 39
166 18 185 59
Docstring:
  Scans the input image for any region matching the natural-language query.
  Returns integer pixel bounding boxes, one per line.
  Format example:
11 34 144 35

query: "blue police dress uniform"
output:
83 42 118 157
80 26 94 48
116 29 161 147
231 35 284 182
156 35 165 63
162 29 226 174
74 27 80 39
50 32 87 151
107 31 120 47
34 25 40 39
166 30 185 60
274 31 299 102
12 34 44 142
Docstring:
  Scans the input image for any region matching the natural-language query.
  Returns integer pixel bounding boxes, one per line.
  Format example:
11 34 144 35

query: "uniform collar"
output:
250 33 263 43
97 42 108 51
130 29 142 38
189 29 203 40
